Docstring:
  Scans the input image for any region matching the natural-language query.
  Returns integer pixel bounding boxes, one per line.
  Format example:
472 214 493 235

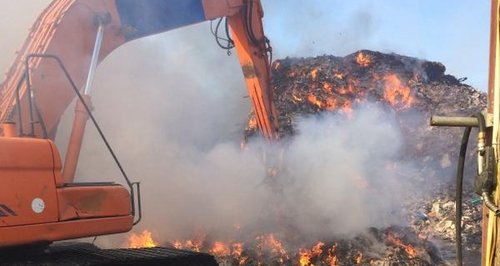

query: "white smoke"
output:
77 60 411 245
280 104 409 238
0 0 52 76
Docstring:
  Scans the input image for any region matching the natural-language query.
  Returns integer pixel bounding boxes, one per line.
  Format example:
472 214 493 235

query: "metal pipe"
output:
83 19 104 95
483 192 500 215
21 58 36 136
430 116 479 127
15 77 24 136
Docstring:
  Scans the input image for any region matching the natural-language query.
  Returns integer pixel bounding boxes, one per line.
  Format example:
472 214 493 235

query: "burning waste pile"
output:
127 50 486 265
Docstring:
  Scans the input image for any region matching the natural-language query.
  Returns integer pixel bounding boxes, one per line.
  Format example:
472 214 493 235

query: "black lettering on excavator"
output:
0 204 17 216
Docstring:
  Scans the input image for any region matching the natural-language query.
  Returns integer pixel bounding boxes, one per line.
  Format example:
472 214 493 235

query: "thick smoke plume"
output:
279 105 409 239
76 53 412 246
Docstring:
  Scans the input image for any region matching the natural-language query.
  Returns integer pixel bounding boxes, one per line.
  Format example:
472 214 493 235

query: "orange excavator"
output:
0 0 278 262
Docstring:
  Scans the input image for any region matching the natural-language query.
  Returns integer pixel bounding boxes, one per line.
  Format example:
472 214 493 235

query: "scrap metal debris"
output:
148 51 487 265
241 50 486 265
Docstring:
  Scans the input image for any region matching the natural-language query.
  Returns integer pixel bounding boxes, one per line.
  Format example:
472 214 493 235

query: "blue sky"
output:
262 0 490 90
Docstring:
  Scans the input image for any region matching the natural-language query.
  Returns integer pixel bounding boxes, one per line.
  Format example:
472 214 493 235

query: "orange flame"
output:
172 240 183 249
333 72 344 80
247 116 257 129
299 242 324 266
355 52 373 67
256 234 290 262
299 251 312 266
337 79 358 95
185 239 203 252
307 94 323 109
232 242 244 257
382 74 413 109
355 252 363 264
310 68 320 80
231 242 248 265
292 93 304 103
322 82 333 93
127 230 157 248
325 244 339 266
386 233 417 258
171 235 206 252
210 241 231 257
172 238 248 264
325 97 338 111
336 86 349 95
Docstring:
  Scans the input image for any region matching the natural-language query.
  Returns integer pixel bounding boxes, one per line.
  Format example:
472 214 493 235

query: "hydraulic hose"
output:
456 125 471 266
455 113 486 266
431 113 490 265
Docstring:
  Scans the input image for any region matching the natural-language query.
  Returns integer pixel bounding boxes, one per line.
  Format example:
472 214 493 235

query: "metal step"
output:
0 242 218 265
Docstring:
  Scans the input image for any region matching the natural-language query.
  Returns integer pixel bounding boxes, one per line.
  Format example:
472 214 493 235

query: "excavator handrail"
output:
132 182 142 225
21 53 142 224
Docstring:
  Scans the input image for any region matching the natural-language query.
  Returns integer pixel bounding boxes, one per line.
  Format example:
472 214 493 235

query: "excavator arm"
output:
0 0 279 140
0 0 279 248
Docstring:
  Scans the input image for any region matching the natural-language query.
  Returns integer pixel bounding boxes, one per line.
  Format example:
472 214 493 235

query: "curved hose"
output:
455 113 486 266
456 126 471 266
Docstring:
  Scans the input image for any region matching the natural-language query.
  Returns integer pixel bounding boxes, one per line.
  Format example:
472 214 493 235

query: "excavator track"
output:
0 242 218 265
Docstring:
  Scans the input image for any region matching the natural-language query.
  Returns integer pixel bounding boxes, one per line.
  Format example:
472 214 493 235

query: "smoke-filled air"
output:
52 19 412 246
280 105 409 238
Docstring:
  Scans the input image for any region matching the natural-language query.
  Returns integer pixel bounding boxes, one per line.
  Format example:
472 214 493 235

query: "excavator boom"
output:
0 0 279 140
